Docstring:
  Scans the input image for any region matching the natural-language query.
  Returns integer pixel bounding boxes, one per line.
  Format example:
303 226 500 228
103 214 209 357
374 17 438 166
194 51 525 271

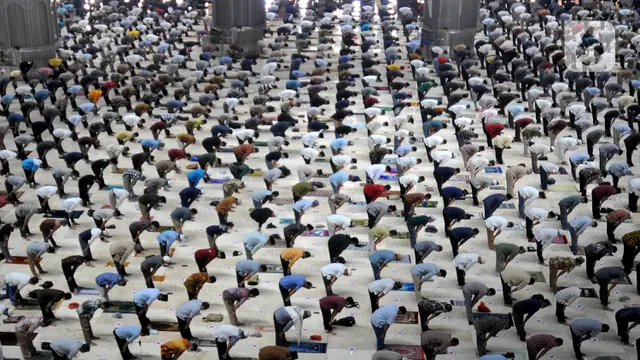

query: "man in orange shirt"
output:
233 143 258 163
161 338 192 360
280 248 312 275
215 196 237 225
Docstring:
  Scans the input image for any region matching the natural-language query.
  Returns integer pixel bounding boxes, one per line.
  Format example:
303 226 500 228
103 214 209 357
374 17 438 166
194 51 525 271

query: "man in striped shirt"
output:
15 204 42 238
77 298 110 345
122 169 145 199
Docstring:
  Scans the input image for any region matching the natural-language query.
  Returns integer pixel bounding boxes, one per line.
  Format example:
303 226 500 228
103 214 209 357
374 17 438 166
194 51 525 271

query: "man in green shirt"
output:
292 182 316 202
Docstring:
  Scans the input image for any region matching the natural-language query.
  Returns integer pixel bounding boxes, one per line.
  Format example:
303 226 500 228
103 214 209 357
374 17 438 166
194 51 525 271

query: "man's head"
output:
541 299 551 308
258 265 268 272
538 191 546 199
118 278 128 286
591 221 598 228
63 292 73 300
80 344 91 353
384 185 392 191
528 277 536 285
554 338 563 347
398 306 407 314
249 288 260 297
503 352 516 359
387 205 397 213
450 338 459 346
444 304 453 312
302 251 312 258
437 269 447 278
303 281 314 289
601 324 610 332
200 302 210 310
472 228 480 235
101 301 112 310
29 277 39 285
189 208 198 217
418 176 426 183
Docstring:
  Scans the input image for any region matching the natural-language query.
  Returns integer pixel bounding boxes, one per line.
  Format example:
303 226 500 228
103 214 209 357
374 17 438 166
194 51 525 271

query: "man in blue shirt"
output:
292 199 320 224
558 195 588 229
95 272 126 301
179 187 203 208
369 250 402 280
441 186 468 207
279 275 313 306
411 264 447 302
329 172 358 193
483 194 506 218
569 153 593 181
370 304 407 350
187 168 209 188
443 207 468 238
133 288 168 328
330 138 352 155
450 228 480 257
114 325 149 359
157 231 183 257
433 167 460 192
206 224 233 250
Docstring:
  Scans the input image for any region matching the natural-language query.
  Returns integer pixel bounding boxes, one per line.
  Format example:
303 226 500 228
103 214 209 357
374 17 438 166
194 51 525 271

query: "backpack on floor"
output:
331 316 356 327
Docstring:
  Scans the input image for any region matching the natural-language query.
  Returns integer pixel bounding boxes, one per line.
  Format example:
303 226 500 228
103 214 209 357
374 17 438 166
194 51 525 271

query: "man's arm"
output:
535 346 552 360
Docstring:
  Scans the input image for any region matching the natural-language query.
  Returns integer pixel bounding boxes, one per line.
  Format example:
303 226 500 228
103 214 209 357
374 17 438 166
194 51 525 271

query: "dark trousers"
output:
323 276 334 296
177 317 192 340
513 311 526 340
141 267 155 288
598 279 610 306
526 217 534 240
622 241 639 273
217 211 228 225
320 307 332 331
236 272 245 287
135 304 150 328
418 305 431 332
274 315 287 346
114 261 127 276
281 258 291 276
501 275 513 305
630 192 639 212
62 263 78 293
369 290 379 312
114 330 134 359
455 267 466 286
216 339 229 360
607 221 617 242
556 301 567 323
52 350 67 360
536 240 545 264
450 238 460 257
616 312 631 344
586 252 598 279
367 211 377 229
571 328 584 359
279 284 291 306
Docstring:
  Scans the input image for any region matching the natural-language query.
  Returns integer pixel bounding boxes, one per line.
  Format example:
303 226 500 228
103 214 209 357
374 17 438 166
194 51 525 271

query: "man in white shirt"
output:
302 131 323 148
484 215 514 250
5 272 38 306
535 228 566 265
431 150 455 167
108 188 129 216
365 164 392 183
368 134 391 150
0 150 16 175
396 157 421 176
213 324 248 360
454 254 484 286
398 173 425 196
330 155 356 173
60 197 82 226
235 129 258 144
554 137 581 164
321 263 351 296
529 143 553 173
300 147 322 164
36 186 57 213
554 286 581 323
368 278 403 312
518 186 546 219
524 207 556 241
539 162 560 190
326 214 353 236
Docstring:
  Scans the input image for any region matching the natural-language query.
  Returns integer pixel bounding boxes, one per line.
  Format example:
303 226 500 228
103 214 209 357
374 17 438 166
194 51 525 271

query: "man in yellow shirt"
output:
161 338 192 360
115 130 139 145
280 248 312 275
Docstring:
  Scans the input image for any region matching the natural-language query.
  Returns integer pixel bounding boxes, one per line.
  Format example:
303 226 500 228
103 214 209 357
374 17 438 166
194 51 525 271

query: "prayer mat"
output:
485 167 503 173
111 168 127 174
381 157 397 164
309 190 333 197
260 264 284 273
208 178 231 184
291 136 303 140
0 191 23 198
450 175 469 182
4 256 40 265
101 205 111 209
374 86 390 91
352 219 368 227
19 299 42 310
390 231 410 239
392 255 412 263
149 321 179 332
394 282 415 291
196 339 217 347
265 239 287 248
578 246 612 256
2 315 23 324
374 106 394 112
417 200 438 208
489 185 506 190
254 324 275 332
395 311 419 324
384 345 423 360
386 168 398 174
315 158 329 163
505 223 525 231
349 201 367 206
472 313 511 322
186 164 199 170
44 210 83 219
106 261 130 267
152 275 166 282
76 287 101 296
254 141 269 147
590 275 632 285
279 219 295 225
449 300 465 307
624 304 640 308
549 184 578 192
302 230 329 237
288 342 327 353
499 203 515 209
219 148 234 153
149 226 175 233
557 287 598 298
249 171 265 176
103 301 137 313
104 185 124 190
274 198 294 205
313 173 331 178
346 244 368 251
379 174 398 181
0 331 36 346
527 271 546 283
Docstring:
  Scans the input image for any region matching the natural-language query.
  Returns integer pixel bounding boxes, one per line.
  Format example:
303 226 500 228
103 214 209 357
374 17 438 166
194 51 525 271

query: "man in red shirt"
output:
484 123 505 149
514 118 533 142
403 193 430 220
364 97 379 108
168 149 190 162
194 247 226 273
591 184 619 220
363 184 391 204
234 144 257 164
319 295 348 333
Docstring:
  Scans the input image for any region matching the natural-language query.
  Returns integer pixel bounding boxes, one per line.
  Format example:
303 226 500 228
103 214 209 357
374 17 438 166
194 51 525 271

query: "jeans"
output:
371 262 381 280
408 225 418 248
518 196 525 218
556 301 567 323
371 323 385 350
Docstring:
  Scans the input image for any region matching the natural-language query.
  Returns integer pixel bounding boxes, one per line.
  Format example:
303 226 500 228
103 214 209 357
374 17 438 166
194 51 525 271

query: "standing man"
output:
244 233 279 260
417 300 453 332
206 224 232 250
407 215 436 248
453 253 484 286
113 325 149 360
26 242 53 277
176 300 210 340
77 298 110 345
133 288 167 328
368 278 403 312
415 241 443 264
462 282 496 325
585 241 617 280
4 272 38 306
485 215 514 250
273 306 311 347
622 229 640 274
170 208 197 234
370 304 407 351
319 295 348 334
141 255 170 288
328 234 360 263
235 260 265 287
558 195 588 229
569 319 609 359
61 256 85 293
213 324 248 360
27 288 72 324
370 250 403 280
16 317 42 359
95 272 127 301
222 287 260 326
278 275 313 306
615 307 640 346
512 296 552 341
280 248 312 276
194 247 224 273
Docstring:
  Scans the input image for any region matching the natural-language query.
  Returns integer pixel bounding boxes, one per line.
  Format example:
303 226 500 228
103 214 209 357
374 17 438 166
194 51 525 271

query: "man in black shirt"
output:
27 288 72 324
327 234 360 263
512 296 551 340
90 159 110 189
265 151 288 170
595 266 627 311
77 174 98 206
61 255 85 293
250 208 276 232
284 223 314 248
